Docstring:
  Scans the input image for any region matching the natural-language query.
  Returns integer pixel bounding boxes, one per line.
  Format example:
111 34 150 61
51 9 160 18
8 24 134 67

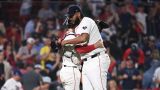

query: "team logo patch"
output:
82 26 87 30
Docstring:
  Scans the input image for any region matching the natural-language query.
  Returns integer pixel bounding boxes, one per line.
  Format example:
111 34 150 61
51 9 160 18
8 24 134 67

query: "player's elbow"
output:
79 36 88 43
80 33 89 43
81 37 87 42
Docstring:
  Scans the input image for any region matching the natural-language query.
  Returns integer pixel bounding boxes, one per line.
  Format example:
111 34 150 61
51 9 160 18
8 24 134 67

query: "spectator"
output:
142 50 160 89
142 36 156 58
143 36 157 69
1 69 23 90
16 37 36 65
40 36 60 81
35 20 44 35
0 21 6 35
135 4 147 35
24 16 38 39
40 64 50 78
0 34 6 51
3 41 16 68
19 0 32 25
99 3 119 25
141 36 152 71
34 64 42 76
107 79 118 90
40 37 60 71
117 3 133 49
117 60 126 89
33 76 51 90
148 36 157 50
108 55 117 79
38 0 56 21
128 16 144 44
45 18 56 31
0 50 5 88
0 50 12 88
123 43 145 69
146 4 157 37
109 35 123 62
118 60 126 72
21 64 42 90
154 2 160 38
118 60 142 89
125 0 136 16
32 33 44 63
79 0 93 18
87 0 105 17
20 0 32 16
98 4 119 43
6 23 22 52
46 54 60 81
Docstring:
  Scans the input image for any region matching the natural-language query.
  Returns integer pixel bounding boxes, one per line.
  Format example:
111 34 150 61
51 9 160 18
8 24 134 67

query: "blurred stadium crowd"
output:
0 0 160 90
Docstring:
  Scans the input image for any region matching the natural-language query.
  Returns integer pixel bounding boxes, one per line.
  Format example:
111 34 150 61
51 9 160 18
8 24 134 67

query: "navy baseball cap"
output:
67 5 81 16
12 69 22 77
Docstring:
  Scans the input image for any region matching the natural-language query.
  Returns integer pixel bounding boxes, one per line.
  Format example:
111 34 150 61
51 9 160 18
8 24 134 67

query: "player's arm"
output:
61 33 89 46
61 18 91 45
75 40 103 54
75 44 95 54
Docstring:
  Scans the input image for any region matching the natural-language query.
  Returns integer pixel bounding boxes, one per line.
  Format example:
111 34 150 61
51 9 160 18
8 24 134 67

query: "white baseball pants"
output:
60 57 81 90
82 53 110 90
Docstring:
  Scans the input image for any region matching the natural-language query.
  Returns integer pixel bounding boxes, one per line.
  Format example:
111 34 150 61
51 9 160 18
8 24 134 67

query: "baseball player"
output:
60 27 104 90
59 28 81 90
61 5 111 90
1 69 23 90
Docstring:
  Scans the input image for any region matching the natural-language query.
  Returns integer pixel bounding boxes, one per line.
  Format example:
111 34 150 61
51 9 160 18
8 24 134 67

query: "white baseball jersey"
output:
62 32 81 66
60 31 81 90
153 67 160 81
75 17 106 59
1 78 23 90
75 17 110 90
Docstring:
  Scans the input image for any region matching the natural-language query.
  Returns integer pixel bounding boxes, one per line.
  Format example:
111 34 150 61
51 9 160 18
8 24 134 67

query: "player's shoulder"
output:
64 31 76 40
82 17 95 23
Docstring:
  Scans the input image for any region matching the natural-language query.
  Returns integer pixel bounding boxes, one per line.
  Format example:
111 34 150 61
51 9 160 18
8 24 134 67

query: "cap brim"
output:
67 11 74 16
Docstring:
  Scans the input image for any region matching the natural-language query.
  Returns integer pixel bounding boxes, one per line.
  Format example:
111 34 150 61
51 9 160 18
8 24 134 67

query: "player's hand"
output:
58 38 67 47
61 40 67 46
57 38 62 45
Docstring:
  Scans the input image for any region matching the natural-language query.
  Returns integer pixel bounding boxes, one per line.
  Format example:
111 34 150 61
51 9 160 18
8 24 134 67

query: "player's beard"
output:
73 18 80 26
68 17 80 27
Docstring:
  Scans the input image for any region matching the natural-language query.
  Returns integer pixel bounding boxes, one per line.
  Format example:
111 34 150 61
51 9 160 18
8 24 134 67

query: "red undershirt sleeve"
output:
75 44 96 54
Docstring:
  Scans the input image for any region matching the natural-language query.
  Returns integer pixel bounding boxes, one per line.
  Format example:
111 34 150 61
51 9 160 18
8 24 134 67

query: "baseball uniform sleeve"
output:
76 18 92 34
